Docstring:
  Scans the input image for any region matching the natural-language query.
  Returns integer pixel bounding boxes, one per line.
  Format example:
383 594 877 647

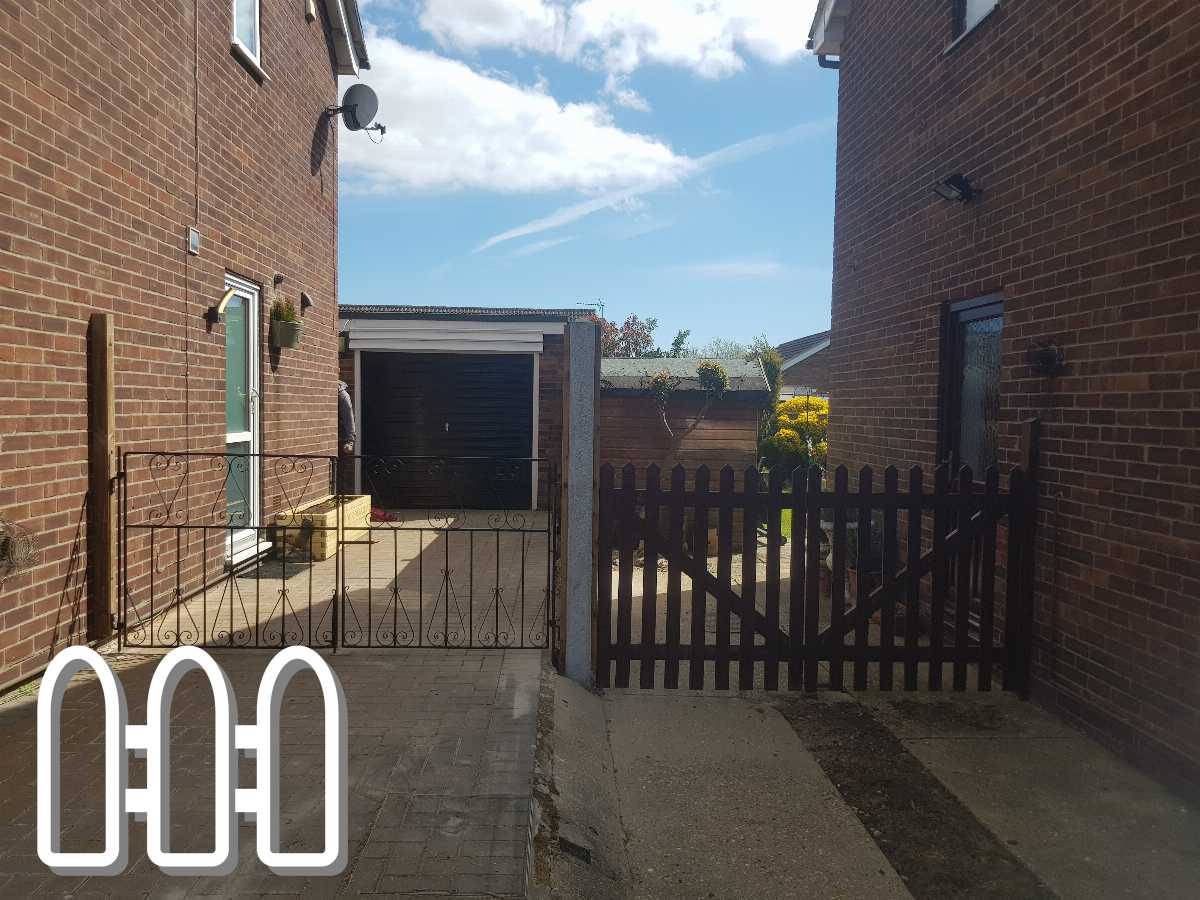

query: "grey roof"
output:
338 304 592 322
776 330 830 361
601 357 769 393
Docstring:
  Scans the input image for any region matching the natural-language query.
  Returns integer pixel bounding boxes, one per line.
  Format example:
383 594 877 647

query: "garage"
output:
339 305 589 510
359 351 534 508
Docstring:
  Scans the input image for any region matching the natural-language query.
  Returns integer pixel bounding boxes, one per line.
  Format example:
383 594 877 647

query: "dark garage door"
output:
360 352 534 509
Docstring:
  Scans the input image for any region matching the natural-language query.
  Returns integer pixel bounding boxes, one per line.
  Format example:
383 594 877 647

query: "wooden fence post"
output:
87 313 116 640
1016 417 1041 698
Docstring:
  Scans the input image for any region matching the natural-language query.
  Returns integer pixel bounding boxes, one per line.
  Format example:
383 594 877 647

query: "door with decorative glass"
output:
942 295 1004 474
224 273 261 561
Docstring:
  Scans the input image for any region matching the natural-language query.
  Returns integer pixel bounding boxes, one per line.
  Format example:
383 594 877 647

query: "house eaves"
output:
808 0 851 57
324 0 370 74
782 338 830 371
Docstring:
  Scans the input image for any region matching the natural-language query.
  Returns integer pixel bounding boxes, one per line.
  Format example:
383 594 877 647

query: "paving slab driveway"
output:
604 691 912 900
0 648 542 898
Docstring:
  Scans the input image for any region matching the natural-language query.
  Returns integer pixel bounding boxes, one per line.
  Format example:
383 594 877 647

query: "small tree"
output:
647 361 730 442
745 335 785 452
695 337 748 359
588 311 692 359
761 395 829 473
590 313 658 358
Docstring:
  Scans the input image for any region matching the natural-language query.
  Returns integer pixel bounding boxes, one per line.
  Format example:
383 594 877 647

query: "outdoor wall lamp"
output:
300 291 313 313
934 173 977 203
1030 341 1067 377
206 287 238 325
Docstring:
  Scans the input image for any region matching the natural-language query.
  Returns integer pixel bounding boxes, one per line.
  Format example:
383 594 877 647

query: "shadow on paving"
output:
776 695 1058 900
0 648 541 898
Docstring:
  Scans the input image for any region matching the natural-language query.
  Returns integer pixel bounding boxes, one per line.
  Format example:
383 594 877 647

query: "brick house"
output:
809 0 1200 794
0 1 370 688
777 330 831 398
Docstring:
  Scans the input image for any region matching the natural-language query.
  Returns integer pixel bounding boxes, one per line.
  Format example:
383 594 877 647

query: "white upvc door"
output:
223 273 262 562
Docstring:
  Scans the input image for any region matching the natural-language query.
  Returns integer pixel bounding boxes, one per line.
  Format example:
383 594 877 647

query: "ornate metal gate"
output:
118 452 558 652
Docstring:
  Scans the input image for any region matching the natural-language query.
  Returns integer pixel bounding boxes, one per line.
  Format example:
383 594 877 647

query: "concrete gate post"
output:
560 319 599 686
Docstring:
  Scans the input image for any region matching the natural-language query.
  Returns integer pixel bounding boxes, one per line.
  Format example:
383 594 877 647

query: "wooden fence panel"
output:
690 466 710 689
597 464 614 688
765 469 783 691
739 467 758 691
616 463 636 688
640 464 660 688
905 466 923 691
595 454 1035 695
880 466 898 692
716 466 734 690
664 465 686 689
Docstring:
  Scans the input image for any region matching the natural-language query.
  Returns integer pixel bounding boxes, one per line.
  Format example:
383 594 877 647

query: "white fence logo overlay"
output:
37 645 348 876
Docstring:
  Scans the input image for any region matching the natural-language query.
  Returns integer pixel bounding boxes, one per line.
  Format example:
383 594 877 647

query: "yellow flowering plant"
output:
762 395 829 473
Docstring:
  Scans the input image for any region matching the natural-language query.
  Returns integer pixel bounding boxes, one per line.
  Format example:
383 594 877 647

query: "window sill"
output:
227 539 271 567
231 39 270 82
943 4 998 56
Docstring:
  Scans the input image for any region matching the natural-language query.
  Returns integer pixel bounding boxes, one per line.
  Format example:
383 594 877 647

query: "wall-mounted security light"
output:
1029 341 1066 377
300 291 313 313
934 173 977 203
273 274 286 289
206 287 238 325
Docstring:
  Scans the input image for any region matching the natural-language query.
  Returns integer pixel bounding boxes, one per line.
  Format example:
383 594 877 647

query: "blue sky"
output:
339 1 835 349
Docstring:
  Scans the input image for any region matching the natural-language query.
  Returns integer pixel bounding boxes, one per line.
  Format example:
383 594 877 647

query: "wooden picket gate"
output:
596 459 1036 694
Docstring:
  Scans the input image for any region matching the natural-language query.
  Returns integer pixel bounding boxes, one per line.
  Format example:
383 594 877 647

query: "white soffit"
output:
782 338 831 371
809 0 851 56
345 318 564 353
322 0 360 74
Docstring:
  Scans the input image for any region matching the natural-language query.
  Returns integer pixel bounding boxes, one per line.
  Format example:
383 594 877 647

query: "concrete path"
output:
603 691 912 900
0 648 542 898
859 693 1200 900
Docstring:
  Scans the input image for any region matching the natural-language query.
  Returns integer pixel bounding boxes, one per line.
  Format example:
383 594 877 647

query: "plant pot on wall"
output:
270 319 302 349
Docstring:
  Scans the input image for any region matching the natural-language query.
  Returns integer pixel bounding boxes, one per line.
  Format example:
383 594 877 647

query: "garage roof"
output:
339 305 590 353
601 358 770 394
339 305 591 322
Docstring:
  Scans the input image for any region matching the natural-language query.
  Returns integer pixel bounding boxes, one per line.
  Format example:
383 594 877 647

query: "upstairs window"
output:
232 0 261 65
955 0 998 38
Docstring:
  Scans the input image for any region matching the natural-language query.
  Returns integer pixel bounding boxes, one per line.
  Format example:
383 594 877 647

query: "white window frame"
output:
230 0 269 81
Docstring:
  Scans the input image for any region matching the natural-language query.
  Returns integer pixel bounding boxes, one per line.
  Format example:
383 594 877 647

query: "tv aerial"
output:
327 83 386 140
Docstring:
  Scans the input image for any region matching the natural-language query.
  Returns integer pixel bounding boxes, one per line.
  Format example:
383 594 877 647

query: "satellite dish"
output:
338 83 379 131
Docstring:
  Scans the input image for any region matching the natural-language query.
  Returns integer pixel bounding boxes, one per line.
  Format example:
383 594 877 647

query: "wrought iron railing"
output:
118 452 558 652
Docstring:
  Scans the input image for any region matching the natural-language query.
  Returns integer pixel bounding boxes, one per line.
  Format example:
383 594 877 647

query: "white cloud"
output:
670 259 785 279
603 73 651 111
474 118 833 251
419 0 819 79
339 33 692 193
509 235 578 257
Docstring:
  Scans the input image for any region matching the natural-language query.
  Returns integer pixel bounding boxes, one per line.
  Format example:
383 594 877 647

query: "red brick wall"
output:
782 347 831 396
826 0 1200 792
0 0 342 686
